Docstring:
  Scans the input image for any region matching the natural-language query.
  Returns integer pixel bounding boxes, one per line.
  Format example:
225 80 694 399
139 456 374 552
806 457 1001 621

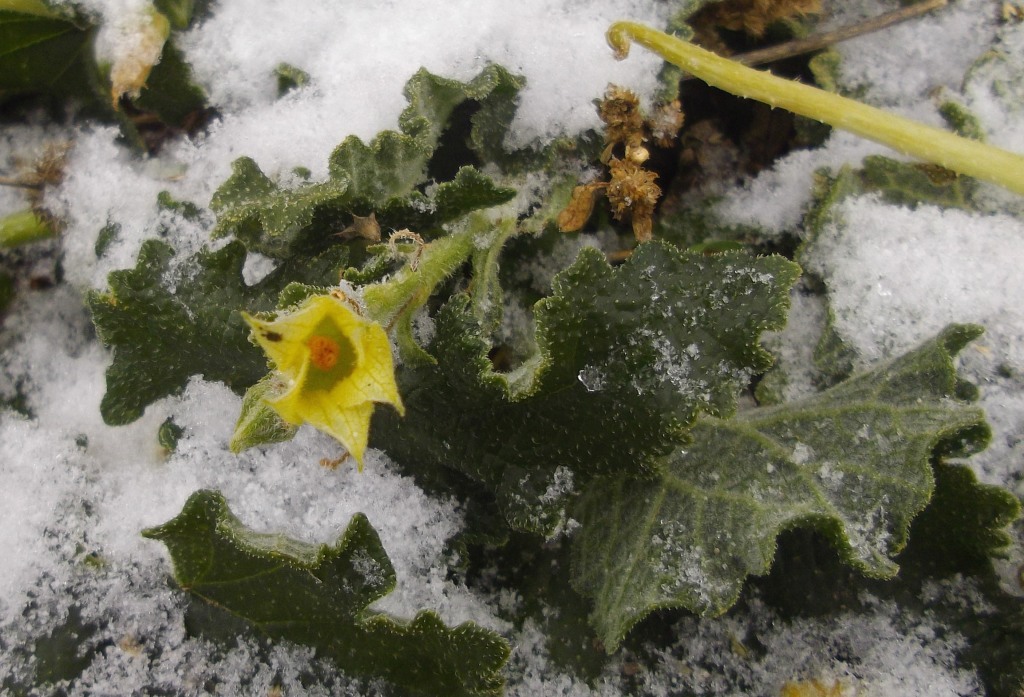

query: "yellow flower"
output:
243 294 404 470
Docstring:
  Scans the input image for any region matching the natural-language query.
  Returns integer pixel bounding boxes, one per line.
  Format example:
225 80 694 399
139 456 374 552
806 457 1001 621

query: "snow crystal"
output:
825 0 996 109
760 287 828 401
578 365 607 392
644 594 981 697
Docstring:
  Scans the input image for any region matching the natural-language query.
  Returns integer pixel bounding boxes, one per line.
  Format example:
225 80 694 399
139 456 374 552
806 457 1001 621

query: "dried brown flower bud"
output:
336 212 381 242
606 157 661 243
606 158 660 219
626 145 650 165
599 85 645 154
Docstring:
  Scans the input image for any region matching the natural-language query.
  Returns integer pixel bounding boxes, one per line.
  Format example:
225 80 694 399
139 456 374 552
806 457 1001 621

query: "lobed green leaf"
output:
88 239 347 425
210 67 522 259
377 242 800 535
570 324 996 649
143 490 510 697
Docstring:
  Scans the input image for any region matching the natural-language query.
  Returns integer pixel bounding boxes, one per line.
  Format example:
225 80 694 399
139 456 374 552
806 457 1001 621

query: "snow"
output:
2 0 1023 693
644 593 981 696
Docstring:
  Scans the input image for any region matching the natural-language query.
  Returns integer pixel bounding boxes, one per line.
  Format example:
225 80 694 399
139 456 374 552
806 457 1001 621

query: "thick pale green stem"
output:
362 215 483 329
362 214 493 364
607 21 1024 197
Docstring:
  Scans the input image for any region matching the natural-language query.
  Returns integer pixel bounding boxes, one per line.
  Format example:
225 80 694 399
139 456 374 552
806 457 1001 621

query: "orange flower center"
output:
307 335 341 371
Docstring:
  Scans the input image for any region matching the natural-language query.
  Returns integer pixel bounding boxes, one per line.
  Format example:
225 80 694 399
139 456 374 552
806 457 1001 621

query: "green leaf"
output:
210 157 350 258
274 62 310 96
434 166 516 223
157 417 184 452
210 66 523 260
902 460 1020 576
376 242 799 535
570 324 993 650
133 38 206 127
88 239 348 425
229 374 298 453
0 3 106 109
857 154 977 210
152 0 210 30
143 490 510 697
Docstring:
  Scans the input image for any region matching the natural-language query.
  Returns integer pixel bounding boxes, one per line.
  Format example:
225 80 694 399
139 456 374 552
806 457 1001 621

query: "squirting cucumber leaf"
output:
143 490 509 697
0 2 106 110
210 66 521 259
376 241 800 536
570 324 997 650
88 239 347 425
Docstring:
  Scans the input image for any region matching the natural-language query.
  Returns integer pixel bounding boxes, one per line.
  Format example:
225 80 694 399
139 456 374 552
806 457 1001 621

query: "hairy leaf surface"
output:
571 324 993 649
210 67 521 258
377 242 799 535
88 239 347 424
143 490 509 697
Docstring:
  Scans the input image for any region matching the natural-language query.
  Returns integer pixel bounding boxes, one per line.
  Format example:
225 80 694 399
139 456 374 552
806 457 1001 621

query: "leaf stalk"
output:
607 21 1024 197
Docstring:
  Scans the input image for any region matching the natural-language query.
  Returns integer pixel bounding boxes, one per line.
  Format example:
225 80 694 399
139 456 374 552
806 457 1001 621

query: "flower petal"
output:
243 293 403 469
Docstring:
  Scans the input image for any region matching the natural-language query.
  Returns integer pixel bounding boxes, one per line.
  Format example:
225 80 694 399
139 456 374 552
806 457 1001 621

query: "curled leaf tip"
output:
243 294 404 470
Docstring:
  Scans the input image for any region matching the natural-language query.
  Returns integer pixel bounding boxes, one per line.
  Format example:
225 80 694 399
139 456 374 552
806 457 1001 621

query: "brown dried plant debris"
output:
599 85 646 159
558 86 678 243
0 142 72 231
336 212 382 242
649 100 686 148
1002 1 1024 22
606 156 661 243
1 143 71 201
557 182 604 234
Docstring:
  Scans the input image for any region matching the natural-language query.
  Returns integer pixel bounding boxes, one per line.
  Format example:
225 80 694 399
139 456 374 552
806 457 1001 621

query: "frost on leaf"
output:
107 8 170 104
376 242 799 536
143 490 509 697
571 324 996 650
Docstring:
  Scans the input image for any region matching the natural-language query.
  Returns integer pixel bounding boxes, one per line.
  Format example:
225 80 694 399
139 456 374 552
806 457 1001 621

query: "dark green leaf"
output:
857 154 977 210
157 417 184 452
133 38 206 127
570 324 995 649
210 156 350 258
902 460 1020 576
152 0 211 30
434 166 516 223
274 62 310 96
211 66 525 260
143 490 509 697
377 242 799 535
88 239 347 425
0 3 106 109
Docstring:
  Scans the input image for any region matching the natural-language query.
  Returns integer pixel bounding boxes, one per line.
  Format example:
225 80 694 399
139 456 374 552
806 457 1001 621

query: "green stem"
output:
607 21 1024 197
362 215 483 328
0 209 56 247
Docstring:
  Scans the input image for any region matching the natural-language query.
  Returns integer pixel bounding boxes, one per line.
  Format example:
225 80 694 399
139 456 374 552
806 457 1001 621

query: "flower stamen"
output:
307 335 341 371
